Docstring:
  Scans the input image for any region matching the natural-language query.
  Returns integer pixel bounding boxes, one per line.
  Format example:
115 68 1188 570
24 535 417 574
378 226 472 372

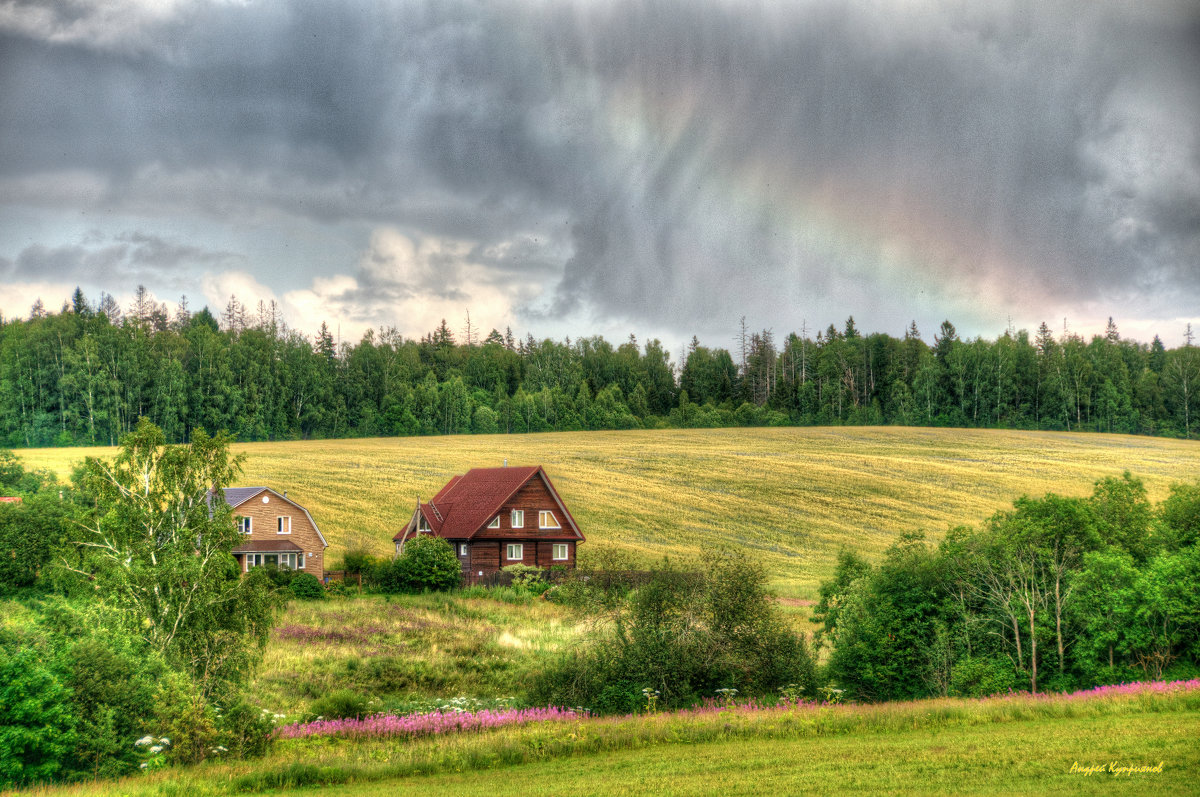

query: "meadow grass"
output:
19 427 1200 596
253 594 583 715
26 682 1200 796
299 712 1200 796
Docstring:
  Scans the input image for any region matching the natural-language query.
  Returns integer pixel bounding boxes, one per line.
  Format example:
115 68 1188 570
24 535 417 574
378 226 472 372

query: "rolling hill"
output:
19 426 1200 596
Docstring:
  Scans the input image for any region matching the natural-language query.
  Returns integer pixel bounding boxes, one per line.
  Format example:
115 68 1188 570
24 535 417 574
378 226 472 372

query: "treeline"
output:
2 287 1199 447
814 473 1200 700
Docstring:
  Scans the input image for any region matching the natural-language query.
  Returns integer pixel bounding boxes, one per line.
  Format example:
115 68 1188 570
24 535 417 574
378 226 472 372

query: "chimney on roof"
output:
504 459 508 467
284 490 287 499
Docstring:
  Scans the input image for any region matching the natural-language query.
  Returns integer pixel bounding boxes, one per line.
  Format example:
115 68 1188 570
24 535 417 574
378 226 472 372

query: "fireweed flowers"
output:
277 706 586 741
274 679 1200 743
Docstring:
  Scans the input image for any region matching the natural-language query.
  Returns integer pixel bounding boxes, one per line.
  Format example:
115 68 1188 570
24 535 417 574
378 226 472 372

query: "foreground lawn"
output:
19 427 1200 595
306 711 1199 796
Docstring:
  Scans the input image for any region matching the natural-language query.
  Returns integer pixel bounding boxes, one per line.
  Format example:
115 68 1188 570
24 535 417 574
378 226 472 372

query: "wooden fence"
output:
464 568 663 588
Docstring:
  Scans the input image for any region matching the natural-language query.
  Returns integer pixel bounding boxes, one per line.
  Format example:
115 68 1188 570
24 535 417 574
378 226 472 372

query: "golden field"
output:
18 427 1200 596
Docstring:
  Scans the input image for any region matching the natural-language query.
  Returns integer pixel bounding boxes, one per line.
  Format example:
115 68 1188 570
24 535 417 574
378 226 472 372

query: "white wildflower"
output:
134 735 155 746
149 745 163 754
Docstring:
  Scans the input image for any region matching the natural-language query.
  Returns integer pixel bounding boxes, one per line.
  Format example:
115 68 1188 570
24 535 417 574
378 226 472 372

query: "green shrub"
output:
158 686 219 766
216 699 276 759
532 548 815 713
307 689 375 721
949 656 1018 698
0 645 76 788
57 634 166 777
325 579 353 597
340 549 377 576
289 572 325 600
377 536 461 593
501 563 548 593
0 495 72 594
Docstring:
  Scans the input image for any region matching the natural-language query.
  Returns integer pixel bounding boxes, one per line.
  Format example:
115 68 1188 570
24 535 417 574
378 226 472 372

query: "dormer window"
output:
418 514 431 532
511 509 524 528
488 515 501 529
539 510 560 529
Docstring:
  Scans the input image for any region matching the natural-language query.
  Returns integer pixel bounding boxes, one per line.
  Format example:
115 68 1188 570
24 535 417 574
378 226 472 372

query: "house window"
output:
277 516 291 534
247 552 300 569
552 544 569 561
539 511 560 529
506 543 523 561
460 543 468 557
238 516 252 534
488 515 501 528
511 509 524 528
418 514 431 532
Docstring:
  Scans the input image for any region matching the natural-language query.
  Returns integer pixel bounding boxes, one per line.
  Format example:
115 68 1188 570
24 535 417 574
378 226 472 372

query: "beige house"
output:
209 487 328 578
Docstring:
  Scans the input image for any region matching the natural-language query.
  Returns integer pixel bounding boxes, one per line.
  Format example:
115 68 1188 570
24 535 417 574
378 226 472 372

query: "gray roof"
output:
215 487 268 508
231 539 303 554
206 486 329 549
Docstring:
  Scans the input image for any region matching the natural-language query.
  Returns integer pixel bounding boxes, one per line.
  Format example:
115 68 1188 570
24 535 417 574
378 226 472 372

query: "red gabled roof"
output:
394 466 583 541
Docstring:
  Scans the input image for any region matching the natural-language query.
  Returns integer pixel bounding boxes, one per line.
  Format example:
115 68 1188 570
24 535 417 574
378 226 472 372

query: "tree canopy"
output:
2 291 1199 447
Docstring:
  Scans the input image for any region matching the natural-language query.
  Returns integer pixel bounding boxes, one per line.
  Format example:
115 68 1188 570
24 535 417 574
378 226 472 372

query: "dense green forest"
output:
1 287 1198 447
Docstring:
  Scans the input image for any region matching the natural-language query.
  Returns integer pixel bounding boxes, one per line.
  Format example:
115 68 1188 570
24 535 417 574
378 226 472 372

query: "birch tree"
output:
70 419 278 695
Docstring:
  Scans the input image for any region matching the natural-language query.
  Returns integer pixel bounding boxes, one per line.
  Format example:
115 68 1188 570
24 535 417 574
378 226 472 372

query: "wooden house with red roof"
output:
394 466 584 581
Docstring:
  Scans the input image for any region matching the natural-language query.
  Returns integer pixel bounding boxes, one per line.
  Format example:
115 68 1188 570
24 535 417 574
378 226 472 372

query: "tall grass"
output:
251 594 582 715
19 427 1200 596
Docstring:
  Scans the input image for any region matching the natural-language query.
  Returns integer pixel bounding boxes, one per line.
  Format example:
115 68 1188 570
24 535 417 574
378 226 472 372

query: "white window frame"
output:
418 514 431 532
247 552 301 569
552 543 569 561
506 543 523 561
488 515 501 529
539 510 560 529
277 516 291 534
238 516 252 534
511 509 524 528
460 543 468 557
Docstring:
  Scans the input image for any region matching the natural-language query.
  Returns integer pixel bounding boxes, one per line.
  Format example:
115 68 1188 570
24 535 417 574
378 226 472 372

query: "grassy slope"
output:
312 712 1199 796
19 427 1200 595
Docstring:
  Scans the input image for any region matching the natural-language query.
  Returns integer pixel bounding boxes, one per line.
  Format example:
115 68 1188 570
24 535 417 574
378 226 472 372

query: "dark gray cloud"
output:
4 231 241 284
1 0 1198 341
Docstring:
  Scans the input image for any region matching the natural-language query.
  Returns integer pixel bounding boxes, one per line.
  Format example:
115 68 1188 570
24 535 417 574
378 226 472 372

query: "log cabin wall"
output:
472 477 579 540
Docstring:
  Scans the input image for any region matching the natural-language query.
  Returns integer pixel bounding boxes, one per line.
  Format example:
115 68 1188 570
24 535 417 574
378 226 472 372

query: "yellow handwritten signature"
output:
1070 761 1164 776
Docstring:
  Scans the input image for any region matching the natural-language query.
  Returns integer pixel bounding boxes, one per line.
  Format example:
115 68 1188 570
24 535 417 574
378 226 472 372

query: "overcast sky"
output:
2 0 1198 352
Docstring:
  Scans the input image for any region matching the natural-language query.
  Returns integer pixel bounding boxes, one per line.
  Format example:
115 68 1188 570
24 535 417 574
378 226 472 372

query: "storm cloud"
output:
1 0 1197 345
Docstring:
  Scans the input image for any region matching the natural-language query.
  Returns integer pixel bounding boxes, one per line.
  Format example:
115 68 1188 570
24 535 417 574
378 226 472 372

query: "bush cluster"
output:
1 606 279 787
372 536 461 593
0 430 284 789
531 549 815 714
815 473 1200 702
